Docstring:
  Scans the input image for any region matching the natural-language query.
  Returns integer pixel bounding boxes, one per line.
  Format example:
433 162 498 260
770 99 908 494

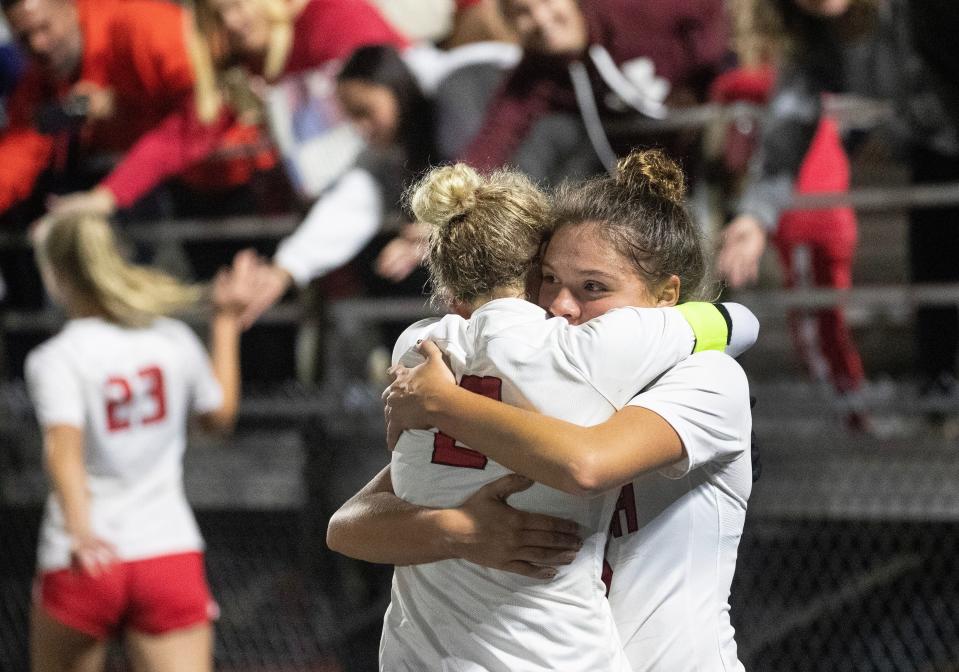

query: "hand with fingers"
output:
70 80 115 121
213 248 266 317
383 340 456 450
375 223 428 283
237 262 294 330
70 534 118 578
46 187 117 218
444 474 582 580
716 214 768 288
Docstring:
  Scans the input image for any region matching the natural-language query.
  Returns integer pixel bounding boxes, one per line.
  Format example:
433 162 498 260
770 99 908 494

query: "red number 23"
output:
105 365 167 432
431 375 502 469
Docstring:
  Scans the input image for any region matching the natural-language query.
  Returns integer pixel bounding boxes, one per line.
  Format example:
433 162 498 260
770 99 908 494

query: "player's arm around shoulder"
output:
548 351 752 495
563 301 757 408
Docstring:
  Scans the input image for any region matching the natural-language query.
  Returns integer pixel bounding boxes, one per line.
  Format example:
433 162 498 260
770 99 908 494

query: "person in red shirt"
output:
460 0 728 181
0 0 199 220
51 0 409 218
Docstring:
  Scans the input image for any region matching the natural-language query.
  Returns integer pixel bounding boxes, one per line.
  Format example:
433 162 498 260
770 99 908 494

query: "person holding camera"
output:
0 0 262 225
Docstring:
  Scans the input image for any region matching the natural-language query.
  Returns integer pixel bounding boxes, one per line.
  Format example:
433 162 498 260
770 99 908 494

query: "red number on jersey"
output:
431 375 502 469
105 376 133 431
104 366 168 432
139 366 167 425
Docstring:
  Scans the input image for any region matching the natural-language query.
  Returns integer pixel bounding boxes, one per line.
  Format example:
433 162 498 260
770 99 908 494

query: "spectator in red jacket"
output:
460 0 729 182
50 0 409 218
0 0 202 221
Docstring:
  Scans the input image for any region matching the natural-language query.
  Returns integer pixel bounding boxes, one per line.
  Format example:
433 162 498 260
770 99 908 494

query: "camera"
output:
35 94 90 134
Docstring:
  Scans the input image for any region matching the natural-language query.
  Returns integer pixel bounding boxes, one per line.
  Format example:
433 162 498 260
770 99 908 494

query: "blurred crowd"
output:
0 0 956 411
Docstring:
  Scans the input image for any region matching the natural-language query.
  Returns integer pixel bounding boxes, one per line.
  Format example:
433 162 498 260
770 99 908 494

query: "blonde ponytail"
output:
35 214 203 327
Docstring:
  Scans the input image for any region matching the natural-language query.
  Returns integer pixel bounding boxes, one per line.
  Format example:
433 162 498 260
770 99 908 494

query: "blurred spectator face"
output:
794 0 853 17
208 0 272 57
337 79 400 149
5 0 81 81
500 0 587 56
538 222 658 325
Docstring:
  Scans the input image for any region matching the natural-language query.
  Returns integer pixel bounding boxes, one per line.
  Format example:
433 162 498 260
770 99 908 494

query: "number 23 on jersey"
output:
431 375 501 470
105 365 167 432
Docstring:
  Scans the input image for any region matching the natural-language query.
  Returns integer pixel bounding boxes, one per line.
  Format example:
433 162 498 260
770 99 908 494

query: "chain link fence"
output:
4 506 959 670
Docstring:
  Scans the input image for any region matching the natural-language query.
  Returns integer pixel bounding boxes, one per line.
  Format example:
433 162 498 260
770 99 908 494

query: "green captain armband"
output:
676 302 732 354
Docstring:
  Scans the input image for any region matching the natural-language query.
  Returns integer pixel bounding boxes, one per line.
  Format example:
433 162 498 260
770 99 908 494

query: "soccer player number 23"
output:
105 365 167 432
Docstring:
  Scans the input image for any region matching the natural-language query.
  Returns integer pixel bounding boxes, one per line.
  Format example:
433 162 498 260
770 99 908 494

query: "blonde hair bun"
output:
616 149 686 206
410 163 483 230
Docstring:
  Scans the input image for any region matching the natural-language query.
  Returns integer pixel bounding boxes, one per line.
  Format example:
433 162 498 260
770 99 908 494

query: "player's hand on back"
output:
70 534 118 578
445 474 583 579
383 340 456 450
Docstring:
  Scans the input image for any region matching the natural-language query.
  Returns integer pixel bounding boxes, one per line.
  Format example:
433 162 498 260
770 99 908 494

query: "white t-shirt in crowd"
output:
606 351 752 672
382 298 712 672
25 317 223 571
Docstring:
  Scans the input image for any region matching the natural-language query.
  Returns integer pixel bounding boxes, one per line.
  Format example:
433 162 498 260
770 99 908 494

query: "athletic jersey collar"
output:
470 297 548 319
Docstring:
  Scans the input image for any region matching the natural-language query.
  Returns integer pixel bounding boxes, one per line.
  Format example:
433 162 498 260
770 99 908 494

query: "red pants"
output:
774 117 864 393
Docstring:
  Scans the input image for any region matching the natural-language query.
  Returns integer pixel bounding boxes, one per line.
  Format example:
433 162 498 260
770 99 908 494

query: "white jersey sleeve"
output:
627 350 752 479
172 322 223 415
560 306 697 408
274 168 384 287
721 302 760 357
25 344 84 428
391 317 446 367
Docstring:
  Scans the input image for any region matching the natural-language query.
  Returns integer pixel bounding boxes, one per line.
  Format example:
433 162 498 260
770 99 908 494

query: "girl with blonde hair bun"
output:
331 150 757 670
26 213 259 671
411 163 550 311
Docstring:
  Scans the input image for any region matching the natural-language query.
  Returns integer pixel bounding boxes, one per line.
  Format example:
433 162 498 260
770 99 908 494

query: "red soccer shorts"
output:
35 551 218 640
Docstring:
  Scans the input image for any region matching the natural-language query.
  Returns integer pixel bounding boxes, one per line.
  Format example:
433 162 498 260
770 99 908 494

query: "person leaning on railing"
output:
0 0 229 223
46 0 409 220
711 3 867 429
716 0 959 401
234 42 520 329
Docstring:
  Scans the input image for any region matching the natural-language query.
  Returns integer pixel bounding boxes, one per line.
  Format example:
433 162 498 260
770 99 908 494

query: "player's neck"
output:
66 295 107 321
457 286 527 317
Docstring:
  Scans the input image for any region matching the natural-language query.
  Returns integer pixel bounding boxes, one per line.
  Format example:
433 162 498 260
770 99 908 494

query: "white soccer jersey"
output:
606 351 752 672
382 298 711 672
25 317 223 571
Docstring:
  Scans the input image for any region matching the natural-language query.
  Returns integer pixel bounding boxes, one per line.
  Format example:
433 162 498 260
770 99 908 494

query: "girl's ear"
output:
656 275 681 307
